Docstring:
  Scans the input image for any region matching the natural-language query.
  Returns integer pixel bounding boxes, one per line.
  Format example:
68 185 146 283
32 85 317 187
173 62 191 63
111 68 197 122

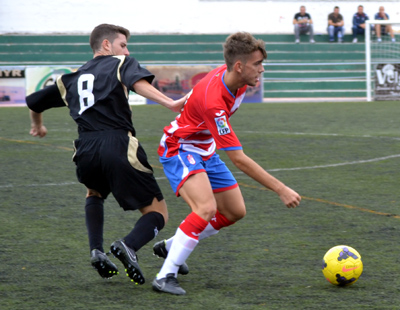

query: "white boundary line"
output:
2 131 399 189
0 181 79 189
267 154 400 172
241 131 400 141
2 153 400 189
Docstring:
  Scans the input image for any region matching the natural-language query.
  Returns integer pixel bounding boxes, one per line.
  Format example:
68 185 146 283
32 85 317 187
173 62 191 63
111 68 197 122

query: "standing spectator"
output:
374 6 396 43
328 6 345 43
352 5 369 43
293 5 315 44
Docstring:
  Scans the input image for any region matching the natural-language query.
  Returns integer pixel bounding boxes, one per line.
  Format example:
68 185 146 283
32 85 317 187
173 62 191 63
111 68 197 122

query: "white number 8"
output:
78 74 95 115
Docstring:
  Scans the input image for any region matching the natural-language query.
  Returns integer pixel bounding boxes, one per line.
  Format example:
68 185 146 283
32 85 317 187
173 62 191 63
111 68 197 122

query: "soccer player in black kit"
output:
26 24 186 285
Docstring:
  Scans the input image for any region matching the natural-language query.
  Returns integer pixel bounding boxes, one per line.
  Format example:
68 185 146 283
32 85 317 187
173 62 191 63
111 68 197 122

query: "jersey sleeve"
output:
119 56 155 92
25 84 66 113
202 102 242 151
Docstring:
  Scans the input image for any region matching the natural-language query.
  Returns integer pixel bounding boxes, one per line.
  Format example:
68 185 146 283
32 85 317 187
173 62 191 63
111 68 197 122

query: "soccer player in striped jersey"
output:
152 32 301 295
26 24 186 285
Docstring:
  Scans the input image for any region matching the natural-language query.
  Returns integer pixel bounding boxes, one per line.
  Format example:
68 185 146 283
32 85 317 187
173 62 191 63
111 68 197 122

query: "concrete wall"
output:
1 0 399 35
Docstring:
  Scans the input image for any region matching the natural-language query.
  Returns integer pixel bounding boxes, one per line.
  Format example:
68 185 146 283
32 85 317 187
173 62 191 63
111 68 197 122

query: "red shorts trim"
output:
213 183 238 193
175 169 205 197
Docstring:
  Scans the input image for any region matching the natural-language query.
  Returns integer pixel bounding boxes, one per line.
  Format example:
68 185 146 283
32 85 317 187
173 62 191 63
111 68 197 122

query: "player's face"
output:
358 6 363 14
110 33 130 56
241 50 265 87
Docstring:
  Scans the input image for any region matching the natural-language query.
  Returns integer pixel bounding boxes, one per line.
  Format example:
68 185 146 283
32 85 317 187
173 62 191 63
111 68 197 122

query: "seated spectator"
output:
374 6 396 43
293 5 315 44
352 5 369 43
328 6 345 43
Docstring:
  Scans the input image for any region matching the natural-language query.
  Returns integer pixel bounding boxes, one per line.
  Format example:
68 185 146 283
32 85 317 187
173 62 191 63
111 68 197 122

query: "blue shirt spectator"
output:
352 5 369 42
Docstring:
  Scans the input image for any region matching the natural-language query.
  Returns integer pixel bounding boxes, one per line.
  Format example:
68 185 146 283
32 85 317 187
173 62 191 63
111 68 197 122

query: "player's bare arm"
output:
225 149 301 208
132 79 186 112
29 110 47 138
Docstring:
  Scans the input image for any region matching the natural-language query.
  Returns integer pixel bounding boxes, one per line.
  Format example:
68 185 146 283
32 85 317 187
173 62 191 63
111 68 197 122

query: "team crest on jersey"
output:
187 154 196 165
214 115 230 135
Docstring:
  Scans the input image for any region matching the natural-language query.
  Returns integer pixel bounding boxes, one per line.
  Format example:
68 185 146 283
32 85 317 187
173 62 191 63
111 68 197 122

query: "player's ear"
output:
234 60 243 73
101 39 112 52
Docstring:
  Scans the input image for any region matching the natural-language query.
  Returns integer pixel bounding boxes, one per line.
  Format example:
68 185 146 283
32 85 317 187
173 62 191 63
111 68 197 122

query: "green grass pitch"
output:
1 101 400 309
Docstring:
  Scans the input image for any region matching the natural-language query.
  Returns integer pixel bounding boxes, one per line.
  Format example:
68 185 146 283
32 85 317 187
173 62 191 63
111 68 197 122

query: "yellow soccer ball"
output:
322 245 363 286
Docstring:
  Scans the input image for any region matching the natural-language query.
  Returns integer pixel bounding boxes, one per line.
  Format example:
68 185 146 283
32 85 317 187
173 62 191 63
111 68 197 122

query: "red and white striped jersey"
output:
158 65 247 160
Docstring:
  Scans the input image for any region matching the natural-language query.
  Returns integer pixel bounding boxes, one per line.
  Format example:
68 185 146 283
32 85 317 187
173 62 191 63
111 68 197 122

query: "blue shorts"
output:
160 152 238 196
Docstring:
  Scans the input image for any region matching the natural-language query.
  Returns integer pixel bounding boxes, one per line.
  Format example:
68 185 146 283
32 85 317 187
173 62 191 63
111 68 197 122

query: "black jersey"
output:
26 55 154 135
294 12 312 27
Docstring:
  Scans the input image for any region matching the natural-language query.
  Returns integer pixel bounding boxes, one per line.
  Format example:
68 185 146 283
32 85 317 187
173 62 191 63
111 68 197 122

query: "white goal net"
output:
365 20 400 101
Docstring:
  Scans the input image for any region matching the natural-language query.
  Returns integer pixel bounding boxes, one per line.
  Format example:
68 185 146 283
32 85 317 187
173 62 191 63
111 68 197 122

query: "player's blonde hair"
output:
89 24 130 53
223 32 267 71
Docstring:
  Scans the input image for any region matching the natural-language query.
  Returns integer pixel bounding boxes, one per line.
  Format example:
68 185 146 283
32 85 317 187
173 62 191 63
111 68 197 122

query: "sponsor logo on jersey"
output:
214 115 230 135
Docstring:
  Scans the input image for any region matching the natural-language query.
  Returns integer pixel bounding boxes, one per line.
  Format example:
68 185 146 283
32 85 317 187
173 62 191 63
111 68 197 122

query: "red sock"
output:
179 212 209 240
209 210 235 230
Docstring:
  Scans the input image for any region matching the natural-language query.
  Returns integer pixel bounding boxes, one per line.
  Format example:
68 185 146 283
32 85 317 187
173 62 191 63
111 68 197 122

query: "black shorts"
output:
73 129 163 210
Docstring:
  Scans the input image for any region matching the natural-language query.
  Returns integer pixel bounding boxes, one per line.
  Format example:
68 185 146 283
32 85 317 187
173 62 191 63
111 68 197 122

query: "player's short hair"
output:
223 32 267 71
89 24 130 53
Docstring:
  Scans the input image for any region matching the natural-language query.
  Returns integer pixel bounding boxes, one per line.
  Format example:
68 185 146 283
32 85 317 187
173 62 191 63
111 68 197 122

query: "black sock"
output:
85 196 104 253
123 212 165 252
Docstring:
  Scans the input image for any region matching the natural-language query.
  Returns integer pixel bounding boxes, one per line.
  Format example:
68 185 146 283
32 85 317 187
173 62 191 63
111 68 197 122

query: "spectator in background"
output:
328 6 345 43
374 6 396 43
293 5 315 44
352 5 369 43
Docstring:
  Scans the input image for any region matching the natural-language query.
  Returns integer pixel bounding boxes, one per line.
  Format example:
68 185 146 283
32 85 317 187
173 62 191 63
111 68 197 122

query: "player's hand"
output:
277 186 301 208
30 125 47 138
171 94 188 113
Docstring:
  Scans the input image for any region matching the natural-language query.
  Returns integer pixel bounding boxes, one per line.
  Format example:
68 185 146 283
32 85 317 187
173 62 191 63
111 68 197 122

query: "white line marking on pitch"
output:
0 181 79 189
241 131 400 140
2 154 400 189
266 154 400 172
